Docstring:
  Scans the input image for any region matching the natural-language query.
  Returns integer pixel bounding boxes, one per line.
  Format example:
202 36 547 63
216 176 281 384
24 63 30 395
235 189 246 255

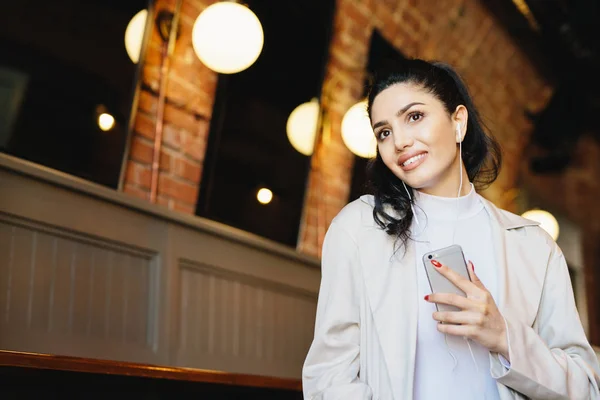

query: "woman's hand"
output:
425 260 510 360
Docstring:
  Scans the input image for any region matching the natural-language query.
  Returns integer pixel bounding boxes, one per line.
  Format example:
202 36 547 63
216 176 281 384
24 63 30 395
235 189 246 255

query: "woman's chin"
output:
395 171 432 190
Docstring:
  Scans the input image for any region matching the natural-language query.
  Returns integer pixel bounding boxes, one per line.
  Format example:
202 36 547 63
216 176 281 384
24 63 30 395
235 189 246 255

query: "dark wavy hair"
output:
365 58 502 250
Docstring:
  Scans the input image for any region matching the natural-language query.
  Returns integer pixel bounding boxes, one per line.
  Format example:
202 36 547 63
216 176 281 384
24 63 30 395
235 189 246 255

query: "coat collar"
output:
360 193 541 232
479 196 540 231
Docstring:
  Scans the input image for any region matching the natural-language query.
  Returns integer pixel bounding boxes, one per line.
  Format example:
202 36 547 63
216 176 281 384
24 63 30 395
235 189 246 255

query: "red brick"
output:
135 113 156 140
173 201 196 214
187 94 214 119
180 0 203 25
165 76 205 109
173 156 202 183
170 67 206 94
343 1 370 28
144 42 164 68
125 162 151 189
324 179 351 201
138 163 152 189
163 103 200 135
130 136 154 164
125 163 136 185
181 131 206 162
172 24 194 55
301 228 319 248
157 195 171 208
160 149 172 172
158 174 198 205
188 0 213 13
143 65 161 92
128 141 171 172
138 90 158 115
123 183 149 201
176 68 203 89
376 10 397 34
162 123 182 150
196 117 211 140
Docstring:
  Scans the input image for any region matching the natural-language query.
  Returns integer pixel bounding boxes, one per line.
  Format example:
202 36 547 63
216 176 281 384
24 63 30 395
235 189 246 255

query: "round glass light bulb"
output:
98 113 115 131
192 2 264 74
341 100 377 158
286 99 320 156
257 188 273 205
125 9 148 64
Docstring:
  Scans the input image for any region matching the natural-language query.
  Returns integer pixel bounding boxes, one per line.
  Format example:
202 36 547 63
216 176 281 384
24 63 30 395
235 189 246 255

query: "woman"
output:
302 59 600 400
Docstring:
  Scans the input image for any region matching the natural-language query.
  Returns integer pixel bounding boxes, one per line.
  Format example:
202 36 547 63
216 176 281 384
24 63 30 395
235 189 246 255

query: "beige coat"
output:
303 195 600 400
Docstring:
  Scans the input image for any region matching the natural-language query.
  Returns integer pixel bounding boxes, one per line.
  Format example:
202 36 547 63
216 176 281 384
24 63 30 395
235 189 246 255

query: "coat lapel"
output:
360 228 418 400
482 199 550 327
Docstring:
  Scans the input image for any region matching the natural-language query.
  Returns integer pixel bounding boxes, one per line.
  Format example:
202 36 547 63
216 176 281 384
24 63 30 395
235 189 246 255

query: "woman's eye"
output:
408 112 423 122
377 130 390 140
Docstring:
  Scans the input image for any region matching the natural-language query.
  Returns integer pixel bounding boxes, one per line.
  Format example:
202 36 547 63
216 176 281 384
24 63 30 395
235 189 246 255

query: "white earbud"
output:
456 124 461 142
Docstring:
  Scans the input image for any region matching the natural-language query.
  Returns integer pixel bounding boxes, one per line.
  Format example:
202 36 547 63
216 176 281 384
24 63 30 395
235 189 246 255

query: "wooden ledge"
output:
0 153 320 268
0 350 302 392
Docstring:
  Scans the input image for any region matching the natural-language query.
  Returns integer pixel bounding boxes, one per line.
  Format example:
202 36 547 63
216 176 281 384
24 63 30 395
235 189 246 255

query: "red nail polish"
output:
424 295 429 301
431 259 442 268
471 262 475 272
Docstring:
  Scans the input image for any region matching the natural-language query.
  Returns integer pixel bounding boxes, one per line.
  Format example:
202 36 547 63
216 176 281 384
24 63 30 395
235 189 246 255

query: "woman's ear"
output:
453 105 468 143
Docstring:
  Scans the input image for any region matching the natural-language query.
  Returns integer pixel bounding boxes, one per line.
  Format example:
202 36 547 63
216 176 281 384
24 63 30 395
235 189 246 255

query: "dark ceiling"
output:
484 0 600 173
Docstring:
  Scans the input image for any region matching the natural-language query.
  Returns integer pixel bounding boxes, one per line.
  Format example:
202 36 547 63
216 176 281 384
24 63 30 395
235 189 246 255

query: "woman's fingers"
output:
430 259 472 292
431 259 487 296
432 310 484 326
467 260 486 290
425 292 484 312
437 322 478 337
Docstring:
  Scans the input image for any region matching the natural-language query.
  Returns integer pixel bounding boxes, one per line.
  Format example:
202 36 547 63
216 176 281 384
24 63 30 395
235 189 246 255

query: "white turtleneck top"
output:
412 184 502 400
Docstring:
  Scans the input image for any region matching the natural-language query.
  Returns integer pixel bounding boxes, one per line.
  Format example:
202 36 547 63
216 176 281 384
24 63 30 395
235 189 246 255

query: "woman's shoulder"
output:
481 196 558 248
330 195 382 236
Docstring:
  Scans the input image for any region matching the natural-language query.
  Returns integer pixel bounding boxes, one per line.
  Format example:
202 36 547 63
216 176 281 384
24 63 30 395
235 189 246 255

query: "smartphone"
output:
422 244 471 313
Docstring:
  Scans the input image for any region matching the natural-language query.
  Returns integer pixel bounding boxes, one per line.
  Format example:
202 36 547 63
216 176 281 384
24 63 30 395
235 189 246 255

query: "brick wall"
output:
297 0 552 257
521 135 600 230
122 0 218 214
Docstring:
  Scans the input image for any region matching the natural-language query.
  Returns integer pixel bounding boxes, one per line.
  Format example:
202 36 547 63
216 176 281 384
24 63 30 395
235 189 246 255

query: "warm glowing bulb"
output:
521 209 560 240
191 2 264 74
341 100 377 158
125 9 148 64
286 99 320 156
98 113 115 131
257 188 273 205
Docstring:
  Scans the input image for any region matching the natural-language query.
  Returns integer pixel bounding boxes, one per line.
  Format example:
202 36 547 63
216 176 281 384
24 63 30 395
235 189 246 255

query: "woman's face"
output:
370 82 467 196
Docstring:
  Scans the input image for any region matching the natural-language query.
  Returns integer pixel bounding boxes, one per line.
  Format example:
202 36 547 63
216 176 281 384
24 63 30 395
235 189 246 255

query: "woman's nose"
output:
393 130 414 151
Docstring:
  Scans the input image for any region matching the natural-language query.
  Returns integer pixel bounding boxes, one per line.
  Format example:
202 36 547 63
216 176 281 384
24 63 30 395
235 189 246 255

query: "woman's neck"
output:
417 164 470 198
413 182 481 222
